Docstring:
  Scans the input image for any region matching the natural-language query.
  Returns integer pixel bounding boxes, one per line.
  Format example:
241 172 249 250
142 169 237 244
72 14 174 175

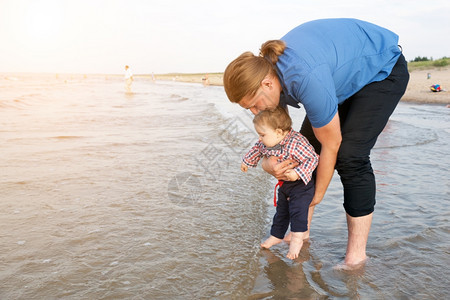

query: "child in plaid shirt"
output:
241 107 319 260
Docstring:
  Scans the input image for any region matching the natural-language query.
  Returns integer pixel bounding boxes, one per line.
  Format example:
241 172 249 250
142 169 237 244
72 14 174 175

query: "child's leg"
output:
284 205 314 243
261 188 290 249
286 179 315 259
287 231 307 259
284 176 316 243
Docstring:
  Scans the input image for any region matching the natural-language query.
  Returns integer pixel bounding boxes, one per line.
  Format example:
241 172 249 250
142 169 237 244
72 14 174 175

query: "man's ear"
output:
261 76 273 89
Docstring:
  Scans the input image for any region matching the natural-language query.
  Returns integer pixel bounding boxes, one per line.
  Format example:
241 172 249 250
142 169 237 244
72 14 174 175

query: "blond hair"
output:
253 106 292 132
223 40 286 103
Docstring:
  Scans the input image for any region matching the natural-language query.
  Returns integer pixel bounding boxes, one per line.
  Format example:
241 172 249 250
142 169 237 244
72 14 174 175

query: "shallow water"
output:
0 74 449 299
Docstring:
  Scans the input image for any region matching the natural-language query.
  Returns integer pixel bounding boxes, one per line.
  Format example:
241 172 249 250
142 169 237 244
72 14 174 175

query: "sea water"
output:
0 74 449 299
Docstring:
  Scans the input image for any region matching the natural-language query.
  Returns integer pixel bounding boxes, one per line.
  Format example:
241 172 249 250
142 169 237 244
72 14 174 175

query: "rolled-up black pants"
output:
300 54 409 217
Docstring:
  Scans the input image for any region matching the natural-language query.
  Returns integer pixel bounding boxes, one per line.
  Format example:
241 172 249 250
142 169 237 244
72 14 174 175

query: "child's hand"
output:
284 169 299 181
241 163 248 172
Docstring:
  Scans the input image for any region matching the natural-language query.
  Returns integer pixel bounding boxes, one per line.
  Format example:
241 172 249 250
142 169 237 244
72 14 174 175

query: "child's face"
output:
254 123 284 148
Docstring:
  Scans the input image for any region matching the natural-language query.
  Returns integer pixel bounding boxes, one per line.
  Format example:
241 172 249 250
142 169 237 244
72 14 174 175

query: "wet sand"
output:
153 68 450 105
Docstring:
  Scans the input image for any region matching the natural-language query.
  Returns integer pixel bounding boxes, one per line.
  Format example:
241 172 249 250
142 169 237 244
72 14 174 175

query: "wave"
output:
169 93 190 101
374 120 438 149
50 136 84 140
0 98 34 109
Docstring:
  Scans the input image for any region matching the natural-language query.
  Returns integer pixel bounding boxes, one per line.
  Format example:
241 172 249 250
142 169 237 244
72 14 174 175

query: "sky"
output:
0 0 449 75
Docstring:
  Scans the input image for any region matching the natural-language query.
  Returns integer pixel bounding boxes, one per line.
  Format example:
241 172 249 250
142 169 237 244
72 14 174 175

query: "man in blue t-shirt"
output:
223 18 410 268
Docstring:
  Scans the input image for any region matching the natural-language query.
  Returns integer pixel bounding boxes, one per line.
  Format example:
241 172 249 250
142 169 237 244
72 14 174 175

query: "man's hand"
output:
241 163 248 172
309 195 323 207
261 156 298 180
284 169 300 181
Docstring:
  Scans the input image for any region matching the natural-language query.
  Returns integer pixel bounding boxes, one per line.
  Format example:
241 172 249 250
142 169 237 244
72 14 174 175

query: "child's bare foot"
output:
286 232 305 260
284 231 309 243
283 232 291 243
303 230 310 240
261 236 283 249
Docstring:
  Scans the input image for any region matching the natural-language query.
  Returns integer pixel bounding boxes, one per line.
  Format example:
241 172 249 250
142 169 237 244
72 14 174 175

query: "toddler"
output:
241 107 319 259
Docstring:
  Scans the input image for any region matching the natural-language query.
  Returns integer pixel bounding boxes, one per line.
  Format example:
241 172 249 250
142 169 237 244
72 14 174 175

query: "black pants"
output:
300 54 409 217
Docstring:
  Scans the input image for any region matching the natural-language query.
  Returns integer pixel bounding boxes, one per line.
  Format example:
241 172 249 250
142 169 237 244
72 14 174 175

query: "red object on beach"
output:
273 180 284 206
430 84 442 92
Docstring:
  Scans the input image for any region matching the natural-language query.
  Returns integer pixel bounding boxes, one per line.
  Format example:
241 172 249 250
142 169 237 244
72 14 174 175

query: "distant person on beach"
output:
241 107 318 260
224 18 409 268
124 65 133 93
202 73 210 86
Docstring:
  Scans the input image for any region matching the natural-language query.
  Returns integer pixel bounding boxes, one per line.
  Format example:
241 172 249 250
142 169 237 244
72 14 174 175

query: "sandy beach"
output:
402 68 450 104
153 68 450 105
152 73 224 87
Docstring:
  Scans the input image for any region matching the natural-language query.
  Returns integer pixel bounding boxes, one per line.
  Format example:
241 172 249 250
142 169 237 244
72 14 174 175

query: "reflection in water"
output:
251 243 318 299
254 243 369 299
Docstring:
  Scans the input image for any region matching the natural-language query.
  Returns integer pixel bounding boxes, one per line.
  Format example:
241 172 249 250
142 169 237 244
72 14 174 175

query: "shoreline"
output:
153 68 450 105
3 69 448 105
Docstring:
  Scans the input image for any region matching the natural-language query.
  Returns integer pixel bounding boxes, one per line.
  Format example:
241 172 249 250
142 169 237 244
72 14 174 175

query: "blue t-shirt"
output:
276 18 401 128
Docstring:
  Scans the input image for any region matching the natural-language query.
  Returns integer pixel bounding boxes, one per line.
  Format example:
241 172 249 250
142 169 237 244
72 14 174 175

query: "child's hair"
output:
253 106 292 132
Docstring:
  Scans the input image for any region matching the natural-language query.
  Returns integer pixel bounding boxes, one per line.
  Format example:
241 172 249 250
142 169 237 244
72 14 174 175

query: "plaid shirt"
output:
242 129 319 185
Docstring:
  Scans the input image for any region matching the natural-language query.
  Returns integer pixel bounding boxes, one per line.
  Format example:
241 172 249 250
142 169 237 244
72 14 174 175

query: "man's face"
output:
239 87 280 115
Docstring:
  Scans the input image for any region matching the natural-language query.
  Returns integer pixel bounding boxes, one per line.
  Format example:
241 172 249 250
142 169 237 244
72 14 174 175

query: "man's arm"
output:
310 112 342 206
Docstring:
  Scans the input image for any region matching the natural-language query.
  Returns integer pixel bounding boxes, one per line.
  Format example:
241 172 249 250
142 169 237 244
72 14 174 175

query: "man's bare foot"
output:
261 236 283 249
334 257 369 271
286 232 305 260
344 252 368 267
